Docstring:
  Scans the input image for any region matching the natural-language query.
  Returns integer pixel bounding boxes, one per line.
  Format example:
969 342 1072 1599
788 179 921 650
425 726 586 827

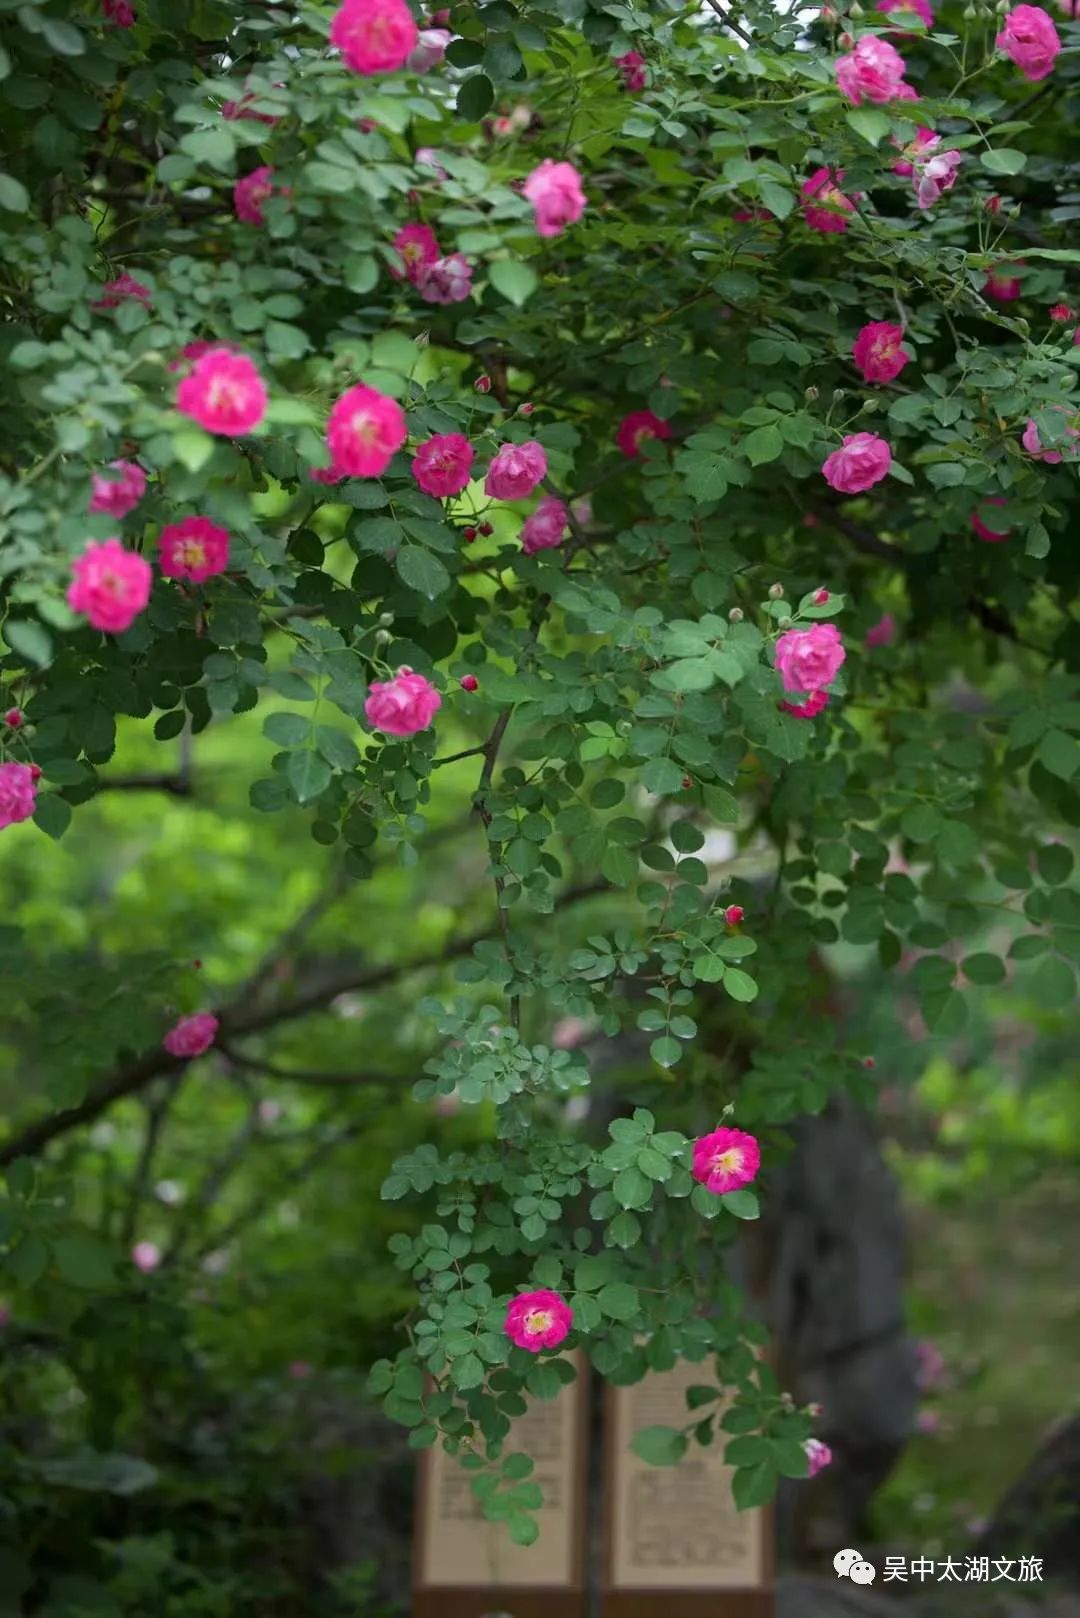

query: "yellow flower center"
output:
351 412 380 447
524 1309 553 1336
177 539 207 570
712 1147 744 1176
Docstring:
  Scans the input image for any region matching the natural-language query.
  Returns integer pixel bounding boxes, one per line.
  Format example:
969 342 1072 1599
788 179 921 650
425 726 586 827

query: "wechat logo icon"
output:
834 1548 876 1585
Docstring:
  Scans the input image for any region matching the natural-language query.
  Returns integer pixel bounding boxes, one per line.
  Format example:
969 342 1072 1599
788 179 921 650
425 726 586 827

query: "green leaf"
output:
721 1189 760 1220
457 73 494 122
26 1450 158 1494
3 618 52 667
612 1166 652 1208
1038 730 1080 781
263 712 311 747
597 1281 640 1320
53 1232 116 1289
845 107 891 146
732 1459 777 1510
1028 954 1075 1010
630 1426 688 1466
641 756 685 795
508 1513 539 1546
742 424 784 466
171 430 215 473
287 751 332 803
39 17 86 54
33 795 72 841
721 968 758 1003
0 171 30 213
980 148 1027 176
396 546 451 599
488 258 539 307
650 1035 683 1067
9 1233 48 1288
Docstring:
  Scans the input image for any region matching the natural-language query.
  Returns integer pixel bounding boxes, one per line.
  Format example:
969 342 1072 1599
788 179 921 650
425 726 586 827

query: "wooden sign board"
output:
413 1352 587 1618
602 1358 773 1618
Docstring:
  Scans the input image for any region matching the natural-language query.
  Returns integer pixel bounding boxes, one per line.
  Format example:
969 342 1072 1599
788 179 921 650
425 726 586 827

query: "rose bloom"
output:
614 49 648 91
1022 411 1080 463
616 410 673 458
326 383 407 477
103 0 136 22
417 252 472 304
234 166 276 225
996 4 1061 79
1050 302 1073 322
805 1438 833 1477
89 459 147 519
364 667 442 735
67 538 152 634
485 440 548 500
131 1241 161 1273
801 168 856 233
822 432 891 493
866 612 897 648
390 222 440 284
984 266 1022 302
222 87 280 125
163 1011 219 1058
329 0 418 74
415 146 448 179
504 1288 573 1351
781 691 829 719
876 0 933 22
691 1126 761 1195
971 496 1011 542
411 433 474 496
521 495 569 555
177 348 268 436
775 623 846 694
522 159 587 238
852 321 909 384
892 125 938 177
914 147 962 210
158 517 230 583
835 36 912 105
0 763 37 833
91 272 152 311
407 26 451 70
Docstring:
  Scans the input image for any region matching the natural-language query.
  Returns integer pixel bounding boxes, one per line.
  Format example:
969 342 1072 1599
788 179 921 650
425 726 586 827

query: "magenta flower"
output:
852 321 909 384
780 691 830 719
485 441 548 501
163 1011 219 1058
521 495 569 555
616 410 673 458
971 497 1011 543
176 348 268 436
996 4 1061 79
775 623 846 694
835 36 913 105
131 1241 161 1272
804 1437 833 1477
522 159 587 238
330 0 418 74
91 272 152 311
327 384 407 477
822 432 891 493
984 266 1023 302
914 147 962 210
865 612 897 649
892 125 938 177
1022 412 1080 463
364 667 442 736
103 0 136 22
1050 303 1074 322
0 763 37 833
89 460 147 519
614 49 648 91
390 222 440 284
691 1126 761 1195
158 517 230 583
234 166 277 225
504 1288 573 1351
67 538 152 634
801 168 857 234
417 252 472 304
407 26 452 70
411 433 475 497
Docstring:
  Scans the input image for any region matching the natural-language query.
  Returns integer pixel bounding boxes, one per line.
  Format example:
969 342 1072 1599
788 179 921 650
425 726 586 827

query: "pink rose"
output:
131 1241 161 1272
876 0 933 22
691 1126 761 1195
365 668 441 735
984 266 1022 301
821 432 892 492
67 538 152 634
163 1011 219 1058
330 0 418 74
851 321 909 384
616 410 673 458
614 49 648 91
1022 411 1080 463
866 612 897 648
103 0 135 22
1050 302 1073 322
407 26 451 70
417 252 472 304
971 497 1011 542
484 440 548 500
390 222 440 284
522 159 587 238
158 517 230 583
0 763 37 833
775 623 846 694
89 460 147 519
91 272 152 311
804 1438 833 1477
411 433 474 496
176 348 268 436
892 125 938 177
835 36 913 105
913 146 962 210
996 4 1061 79
221 86 280 125
780 691 830 719
521 495 569 555
234 166 277 225
504 1288 573 1351
326 383 407 477
801 168 857 233
415 147 448 179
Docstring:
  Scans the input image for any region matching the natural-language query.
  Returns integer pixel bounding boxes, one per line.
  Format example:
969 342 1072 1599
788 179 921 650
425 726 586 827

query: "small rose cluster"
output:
390 224 473 305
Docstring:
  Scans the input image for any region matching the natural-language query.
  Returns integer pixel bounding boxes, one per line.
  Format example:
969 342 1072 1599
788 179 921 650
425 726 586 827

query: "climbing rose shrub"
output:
3 0 1080 1550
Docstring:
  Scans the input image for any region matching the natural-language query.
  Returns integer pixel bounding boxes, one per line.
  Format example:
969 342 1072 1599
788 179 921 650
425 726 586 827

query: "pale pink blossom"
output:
415 146 448 178
163 1011 219 1058
691 1126 761 1194
915 1338 946 1390
801 168 856 233
916 1409 942 1434
176 348 267 436
407 26 451 70
835 36 913 105
1022 411 1080 463
971 497 1011 542
614 49 648 91
866 612 896 648
364 667 442 735
616 410 673 457
914 147 962 210
132 1241 161 1272
0 763 37 833
67 538 152 634
330 0 418 74
892 125 938 177
822 432 891 493
775 623 846 694
89 460 147 519
417 252 472 304
91 272 151 311
804 1437 833 1477
551 1016 591 1049
504 1288 573 1350
485 440 548 500
520 495 568 555
411 433 474 496
326 383 407 477
390 222 440 284
522 159 587 238
780 691 830 719
288 1360 314 1379
158 517 230 583
852 321 909 384
996 4 1061 79
234 165 277 225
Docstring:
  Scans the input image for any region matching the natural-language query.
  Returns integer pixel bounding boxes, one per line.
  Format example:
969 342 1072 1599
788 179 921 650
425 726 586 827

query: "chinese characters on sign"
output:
881 1556 1043 1583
